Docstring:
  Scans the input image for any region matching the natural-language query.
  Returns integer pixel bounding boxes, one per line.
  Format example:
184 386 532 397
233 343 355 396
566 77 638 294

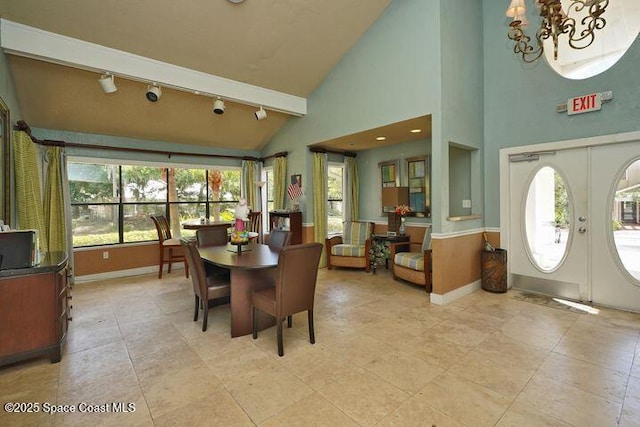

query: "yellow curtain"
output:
345 156 359 221
273 156 287 210
43 146 66 253
13 130 48 253
242 160 257 210
312 152 328 267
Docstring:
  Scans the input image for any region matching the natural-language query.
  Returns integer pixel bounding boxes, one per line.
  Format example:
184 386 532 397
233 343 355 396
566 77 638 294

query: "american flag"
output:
287 182 303 200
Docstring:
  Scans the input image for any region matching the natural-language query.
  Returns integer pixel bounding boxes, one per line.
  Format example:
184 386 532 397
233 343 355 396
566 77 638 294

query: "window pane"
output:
220 170 241 201
524 167 570 271
71 204 119 247
328 201 343 234
209 202 236 222
69 163 119 203
328 166 343 200
123 204 164 243
176 168 206 201
612 159 640 281
121 166 165 202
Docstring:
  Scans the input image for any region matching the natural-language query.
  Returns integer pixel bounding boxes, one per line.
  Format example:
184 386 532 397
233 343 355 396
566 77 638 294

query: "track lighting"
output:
254 106 267 121
146 84 162 102
213 97 225 115
98 73 117 94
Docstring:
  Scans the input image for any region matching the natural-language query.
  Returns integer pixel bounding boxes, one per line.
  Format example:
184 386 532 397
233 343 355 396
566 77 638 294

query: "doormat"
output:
511 291 587 314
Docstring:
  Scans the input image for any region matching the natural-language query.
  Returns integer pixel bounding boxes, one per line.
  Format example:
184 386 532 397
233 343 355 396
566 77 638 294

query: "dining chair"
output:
267 229 291 250
181 238 231 331
251 242 323 356
196 227 229 247
247 211 262 243
150 215 188 279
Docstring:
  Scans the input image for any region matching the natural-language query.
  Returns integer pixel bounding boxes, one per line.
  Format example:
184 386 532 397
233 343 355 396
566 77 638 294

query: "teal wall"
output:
483 0 640 227
436 0 484 234
32 128 258 168
449 145 472 217
358 138 432 224
262 0 441 223
0 32 22 119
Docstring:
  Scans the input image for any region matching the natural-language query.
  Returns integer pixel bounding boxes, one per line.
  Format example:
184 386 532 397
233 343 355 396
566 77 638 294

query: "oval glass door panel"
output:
524 167 570 272
612 159 640 282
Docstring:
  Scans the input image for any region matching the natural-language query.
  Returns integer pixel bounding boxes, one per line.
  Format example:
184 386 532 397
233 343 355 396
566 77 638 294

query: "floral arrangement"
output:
395 204 412 216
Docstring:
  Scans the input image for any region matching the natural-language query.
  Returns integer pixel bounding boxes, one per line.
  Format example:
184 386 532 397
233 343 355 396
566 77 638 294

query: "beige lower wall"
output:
74 243 159 276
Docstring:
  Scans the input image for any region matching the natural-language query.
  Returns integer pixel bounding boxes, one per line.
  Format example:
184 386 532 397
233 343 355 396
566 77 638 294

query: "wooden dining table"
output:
197 242 279 337
182 219 233 230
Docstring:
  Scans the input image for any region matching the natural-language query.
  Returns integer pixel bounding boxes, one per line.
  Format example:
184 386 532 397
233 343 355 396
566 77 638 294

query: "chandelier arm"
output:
508 26 544 63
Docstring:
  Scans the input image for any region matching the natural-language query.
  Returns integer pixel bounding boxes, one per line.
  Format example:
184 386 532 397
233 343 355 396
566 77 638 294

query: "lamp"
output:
146 84 162 102
98 73 117 94
506 0 609 63
213 97 225 114
382 187 409 234
254 106 267 121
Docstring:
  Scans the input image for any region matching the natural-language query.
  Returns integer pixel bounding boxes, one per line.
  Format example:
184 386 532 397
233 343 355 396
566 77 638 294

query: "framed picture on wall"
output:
407 156 430 216
379 160 399 188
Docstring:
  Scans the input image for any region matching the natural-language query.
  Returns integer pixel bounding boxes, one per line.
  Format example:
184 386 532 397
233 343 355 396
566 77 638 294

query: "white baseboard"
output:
430 279 482 305
74 264 184 284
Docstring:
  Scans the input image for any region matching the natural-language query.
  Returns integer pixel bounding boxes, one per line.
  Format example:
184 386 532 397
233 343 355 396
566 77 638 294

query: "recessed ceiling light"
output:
376 136 386 141
228 0 245 3
348 142 356 147
410 129 422 133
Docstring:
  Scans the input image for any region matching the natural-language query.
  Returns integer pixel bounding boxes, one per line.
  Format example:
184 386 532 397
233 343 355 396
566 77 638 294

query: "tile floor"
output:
1 268 639 426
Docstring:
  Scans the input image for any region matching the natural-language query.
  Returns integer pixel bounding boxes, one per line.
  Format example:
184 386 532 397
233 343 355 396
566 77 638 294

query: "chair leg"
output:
184 259 189 278
276 318 284 357
202 302 208 332
167 248 173 274
193 295 199 321
287 315 292 328
252 307 258 339
158 248 164 279
308 309 315 344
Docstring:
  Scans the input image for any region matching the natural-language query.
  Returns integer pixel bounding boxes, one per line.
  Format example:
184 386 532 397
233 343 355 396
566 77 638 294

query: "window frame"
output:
327 162 345 236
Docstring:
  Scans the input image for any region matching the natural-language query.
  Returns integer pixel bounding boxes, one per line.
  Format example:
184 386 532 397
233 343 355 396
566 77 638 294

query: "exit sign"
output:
567 92 601 115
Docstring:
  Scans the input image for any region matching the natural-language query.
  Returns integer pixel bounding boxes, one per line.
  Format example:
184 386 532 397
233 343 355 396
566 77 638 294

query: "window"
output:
327 164 344 235
261 167 274 232
69 160 241 247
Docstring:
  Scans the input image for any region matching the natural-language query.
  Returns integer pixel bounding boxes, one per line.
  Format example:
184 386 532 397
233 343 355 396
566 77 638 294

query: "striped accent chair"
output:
390 225 432 292
325 221 374 272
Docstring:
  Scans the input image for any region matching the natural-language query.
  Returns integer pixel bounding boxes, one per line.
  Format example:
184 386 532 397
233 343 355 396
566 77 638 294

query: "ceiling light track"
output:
0 18 307 116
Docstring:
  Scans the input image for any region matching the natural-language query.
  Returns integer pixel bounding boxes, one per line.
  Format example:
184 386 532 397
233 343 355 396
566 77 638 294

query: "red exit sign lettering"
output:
567 93 602 115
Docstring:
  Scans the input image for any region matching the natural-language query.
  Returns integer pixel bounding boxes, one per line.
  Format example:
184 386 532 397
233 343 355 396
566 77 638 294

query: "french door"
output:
503 137 640 312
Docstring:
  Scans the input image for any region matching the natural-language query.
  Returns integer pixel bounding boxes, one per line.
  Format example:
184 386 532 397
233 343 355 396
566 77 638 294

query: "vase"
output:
399 217 406 235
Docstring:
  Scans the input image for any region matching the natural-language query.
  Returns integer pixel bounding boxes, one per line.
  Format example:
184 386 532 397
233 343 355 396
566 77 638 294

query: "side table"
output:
370 234 410 273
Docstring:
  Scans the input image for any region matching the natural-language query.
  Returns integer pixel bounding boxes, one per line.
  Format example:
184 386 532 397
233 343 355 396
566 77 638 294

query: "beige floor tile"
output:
364 350 443 394
315 369 409 426
500 313 573 351
494 401 573 426
538 352 629 403
319 330 395 366
516 371 622 426
620 377 640 427
259 392 358 427
565 316 639 352
400 334 475 370
0 410 55 427
225 364 314 424
153 391 253 427
417 373 511 427
377 393 466 427
553 333 635 374
426 319 492 347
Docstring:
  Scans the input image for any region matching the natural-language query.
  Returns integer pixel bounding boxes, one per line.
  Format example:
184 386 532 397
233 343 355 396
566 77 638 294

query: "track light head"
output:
213 97 225 115
146 84 162 102
254 106 267 121
98 73 118 94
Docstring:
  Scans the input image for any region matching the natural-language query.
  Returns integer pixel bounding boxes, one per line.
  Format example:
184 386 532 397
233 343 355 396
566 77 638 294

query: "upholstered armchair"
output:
325 221 374 272
390 225 432 293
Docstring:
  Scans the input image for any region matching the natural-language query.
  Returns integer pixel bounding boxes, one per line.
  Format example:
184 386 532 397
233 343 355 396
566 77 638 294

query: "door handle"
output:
578 227 587 234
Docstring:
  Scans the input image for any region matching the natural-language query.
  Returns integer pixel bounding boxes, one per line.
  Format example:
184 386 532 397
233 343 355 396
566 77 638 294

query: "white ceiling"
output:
0 0 391 151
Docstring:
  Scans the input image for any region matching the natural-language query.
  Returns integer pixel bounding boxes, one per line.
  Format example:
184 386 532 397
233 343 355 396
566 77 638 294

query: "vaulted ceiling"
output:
0 0 393 151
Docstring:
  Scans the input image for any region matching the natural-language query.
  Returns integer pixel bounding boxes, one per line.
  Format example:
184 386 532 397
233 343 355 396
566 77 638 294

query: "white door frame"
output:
499 130 640 292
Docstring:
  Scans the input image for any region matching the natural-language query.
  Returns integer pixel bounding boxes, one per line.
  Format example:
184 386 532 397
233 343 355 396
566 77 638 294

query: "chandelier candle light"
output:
505 0 608 63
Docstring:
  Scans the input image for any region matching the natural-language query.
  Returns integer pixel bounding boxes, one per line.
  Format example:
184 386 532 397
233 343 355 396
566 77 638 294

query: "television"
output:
0 230 39 270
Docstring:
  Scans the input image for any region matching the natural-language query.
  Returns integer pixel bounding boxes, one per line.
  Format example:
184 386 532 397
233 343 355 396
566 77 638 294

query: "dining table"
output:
182 219 233 230
197 242 279 337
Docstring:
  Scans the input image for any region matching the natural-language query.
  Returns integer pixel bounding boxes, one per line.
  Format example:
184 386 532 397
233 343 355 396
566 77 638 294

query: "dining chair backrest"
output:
268 229 291 250
248 211 261 234
181 238 207 300
422 225 432 252
275 243 323 317
150 215 172 242
196 227 228 247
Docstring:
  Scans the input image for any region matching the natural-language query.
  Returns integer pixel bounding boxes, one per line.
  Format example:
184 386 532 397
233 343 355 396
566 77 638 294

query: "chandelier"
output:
505 0 609 63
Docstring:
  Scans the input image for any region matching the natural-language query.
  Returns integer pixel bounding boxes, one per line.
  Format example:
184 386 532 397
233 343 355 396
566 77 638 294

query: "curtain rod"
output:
14 120 268 162
309 146 357 157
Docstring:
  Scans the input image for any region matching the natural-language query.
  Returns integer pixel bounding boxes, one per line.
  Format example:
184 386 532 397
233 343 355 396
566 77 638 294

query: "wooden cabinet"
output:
0 252 70 366
269 211 302 245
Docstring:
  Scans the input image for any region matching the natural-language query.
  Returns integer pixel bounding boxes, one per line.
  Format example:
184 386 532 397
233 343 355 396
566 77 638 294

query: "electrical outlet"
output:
102 251 109 260
462 199 472 209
